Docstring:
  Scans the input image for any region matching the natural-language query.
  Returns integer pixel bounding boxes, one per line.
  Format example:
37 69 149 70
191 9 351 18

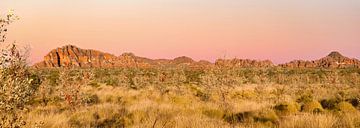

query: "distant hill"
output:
279 51 360 68
33 45 360 68
33 45 210 68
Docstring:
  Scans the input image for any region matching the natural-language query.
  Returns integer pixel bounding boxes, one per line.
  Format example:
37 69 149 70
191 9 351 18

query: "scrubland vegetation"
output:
6 66 356 128
1 12 360 128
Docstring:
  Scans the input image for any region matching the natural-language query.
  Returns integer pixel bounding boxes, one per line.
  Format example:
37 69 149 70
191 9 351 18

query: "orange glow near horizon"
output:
1 0 360 64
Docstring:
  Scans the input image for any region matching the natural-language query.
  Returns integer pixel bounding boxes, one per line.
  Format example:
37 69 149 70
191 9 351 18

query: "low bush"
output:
320 99 340 110
301 101 324 113
274 102 300 116
336 102 358 113
254 109 279 123
346 98 360 108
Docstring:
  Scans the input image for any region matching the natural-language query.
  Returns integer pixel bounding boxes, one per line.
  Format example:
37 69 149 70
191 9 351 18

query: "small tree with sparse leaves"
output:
0 11 41 127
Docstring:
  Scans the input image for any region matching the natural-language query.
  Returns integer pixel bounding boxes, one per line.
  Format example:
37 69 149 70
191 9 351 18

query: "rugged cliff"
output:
34 45 207 68
34 45 118 68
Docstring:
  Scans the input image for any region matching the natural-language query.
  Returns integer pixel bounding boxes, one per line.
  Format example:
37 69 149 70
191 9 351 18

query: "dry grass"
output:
13 68 360 127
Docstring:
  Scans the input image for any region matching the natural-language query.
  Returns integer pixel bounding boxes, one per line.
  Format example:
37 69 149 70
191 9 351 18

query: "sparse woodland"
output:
1 12 360 128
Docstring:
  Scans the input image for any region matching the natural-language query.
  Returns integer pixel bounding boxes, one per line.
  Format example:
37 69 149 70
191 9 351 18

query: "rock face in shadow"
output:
279 51 360 68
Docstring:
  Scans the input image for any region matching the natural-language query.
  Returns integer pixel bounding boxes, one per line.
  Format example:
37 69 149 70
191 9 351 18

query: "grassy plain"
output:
17 67 360 127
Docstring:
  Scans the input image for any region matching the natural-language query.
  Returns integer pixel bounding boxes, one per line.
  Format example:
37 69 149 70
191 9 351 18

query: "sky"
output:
1 0 360 64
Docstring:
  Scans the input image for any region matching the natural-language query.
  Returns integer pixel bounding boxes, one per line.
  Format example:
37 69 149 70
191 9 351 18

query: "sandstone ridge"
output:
279 51 360 68
34 45 360 68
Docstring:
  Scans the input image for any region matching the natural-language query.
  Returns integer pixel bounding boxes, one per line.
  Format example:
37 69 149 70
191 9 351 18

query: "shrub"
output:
320 99 340 110
46 70 60 86
346 98 360 108
336 102 357 113
184 69 205 84
103 76 119 86
301 101 324 113
59 70 81 109
0 44 41 127
274 102 300 116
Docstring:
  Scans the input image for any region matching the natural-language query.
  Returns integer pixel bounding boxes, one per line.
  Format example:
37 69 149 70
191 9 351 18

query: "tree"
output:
0 11 41 127
0 10 19 43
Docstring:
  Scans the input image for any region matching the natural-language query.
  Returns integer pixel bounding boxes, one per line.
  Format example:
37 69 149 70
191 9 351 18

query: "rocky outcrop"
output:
34 45 359 69
34 45 208 68
34 45 118 68
215 58 274 68
280 51 360 68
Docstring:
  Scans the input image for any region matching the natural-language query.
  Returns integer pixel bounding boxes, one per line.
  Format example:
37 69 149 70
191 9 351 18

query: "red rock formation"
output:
280 51 360 68
34 45 117 68
35 45 359 69
34 45 207 68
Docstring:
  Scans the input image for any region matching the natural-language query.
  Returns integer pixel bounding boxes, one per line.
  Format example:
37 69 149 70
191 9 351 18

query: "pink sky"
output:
1 0 360 64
